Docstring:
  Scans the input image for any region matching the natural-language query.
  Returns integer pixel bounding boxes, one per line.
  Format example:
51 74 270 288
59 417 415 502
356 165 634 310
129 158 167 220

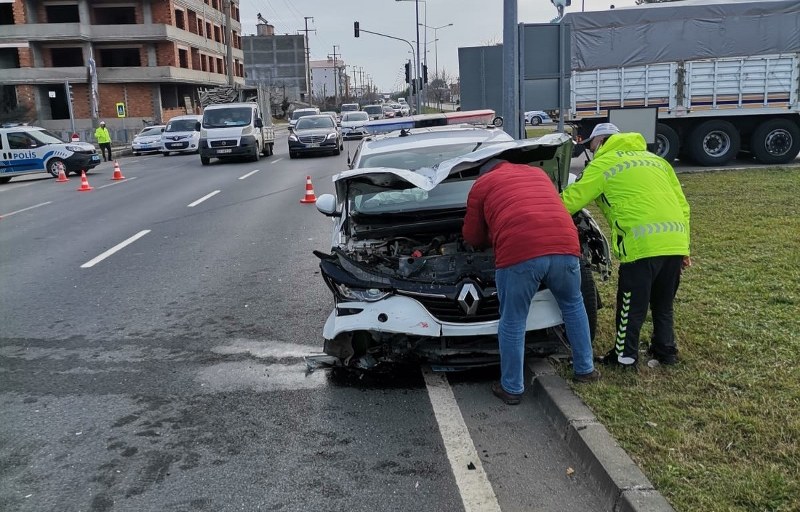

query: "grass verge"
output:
563 168 800 511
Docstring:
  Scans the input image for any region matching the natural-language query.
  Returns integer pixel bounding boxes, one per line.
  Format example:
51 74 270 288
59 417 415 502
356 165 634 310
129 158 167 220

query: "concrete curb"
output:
527 359 675 512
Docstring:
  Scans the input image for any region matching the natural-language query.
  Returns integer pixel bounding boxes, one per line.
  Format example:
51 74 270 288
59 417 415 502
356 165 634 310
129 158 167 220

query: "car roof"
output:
204 102 256 109
297 115 335 122
0 125 47 133
168 115 201 120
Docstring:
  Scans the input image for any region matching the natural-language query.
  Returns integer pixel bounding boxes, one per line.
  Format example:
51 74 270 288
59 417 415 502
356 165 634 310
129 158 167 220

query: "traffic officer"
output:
94 121 112 162
561 123 691 369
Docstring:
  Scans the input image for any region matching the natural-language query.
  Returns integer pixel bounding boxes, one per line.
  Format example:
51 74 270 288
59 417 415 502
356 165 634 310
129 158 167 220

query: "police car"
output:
309 110 612 371
0 126 101 183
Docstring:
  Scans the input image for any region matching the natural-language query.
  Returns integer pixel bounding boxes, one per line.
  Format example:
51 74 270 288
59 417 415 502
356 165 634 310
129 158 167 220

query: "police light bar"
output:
364 109 498 135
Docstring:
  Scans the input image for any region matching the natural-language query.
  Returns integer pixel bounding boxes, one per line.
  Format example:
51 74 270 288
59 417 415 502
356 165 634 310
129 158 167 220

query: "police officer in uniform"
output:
561 123 691 369
94 121 112 162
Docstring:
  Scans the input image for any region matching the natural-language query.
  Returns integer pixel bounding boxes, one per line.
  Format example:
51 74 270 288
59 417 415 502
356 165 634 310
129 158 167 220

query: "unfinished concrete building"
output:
0 0 245 135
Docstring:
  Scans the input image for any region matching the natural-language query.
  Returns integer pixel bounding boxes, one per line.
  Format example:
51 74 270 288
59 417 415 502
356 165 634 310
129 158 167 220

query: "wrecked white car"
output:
312 113 611 370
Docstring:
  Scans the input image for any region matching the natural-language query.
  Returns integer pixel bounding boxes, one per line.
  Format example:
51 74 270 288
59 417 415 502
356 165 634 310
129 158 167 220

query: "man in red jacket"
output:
463 159 600 405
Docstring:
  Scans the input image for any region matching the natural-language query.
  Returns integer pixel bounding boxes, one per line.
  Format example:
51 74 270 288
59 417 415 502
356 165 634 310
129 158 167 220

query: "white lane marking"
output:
238 169 262 180
96 176 137 189
1 201 52 218
422 367 501 512
187 190 220 207
272 157 284 163
80 230 151 268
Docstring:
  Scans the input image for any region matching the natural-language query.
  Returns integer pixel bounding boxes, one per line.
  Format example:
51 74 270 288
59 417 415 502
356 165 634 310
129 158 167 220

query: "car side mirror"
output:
195 122 201 131
315 194 339 217
255 118 263 128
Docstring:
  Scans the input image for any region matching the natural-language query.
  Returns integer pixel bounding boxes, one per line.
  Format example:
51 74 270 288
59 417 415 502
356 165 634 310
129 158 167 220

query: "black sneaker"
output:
573 369 601 383
646 346 678 365
597 348 638 369
491 381 522 405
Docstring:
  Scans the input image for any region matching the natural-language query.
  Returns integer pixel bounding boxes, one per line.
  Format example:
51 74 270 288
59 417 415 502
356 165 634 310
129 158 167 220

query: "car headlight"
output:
65 145 83 152
326 132 338 140
288 134 298 141
336 284 390 302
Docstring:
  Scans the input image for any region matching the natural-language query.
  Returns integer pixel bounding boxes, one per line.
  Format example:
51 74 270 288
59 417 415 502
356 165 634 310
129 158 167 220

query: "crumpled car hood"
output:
332 132 573 198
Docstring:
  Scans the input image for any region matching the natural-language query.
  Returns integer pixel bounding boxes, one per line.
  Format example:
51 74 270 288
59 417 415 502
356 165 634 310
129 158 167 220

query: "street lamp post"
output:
419 23 453 84
395 0 423 114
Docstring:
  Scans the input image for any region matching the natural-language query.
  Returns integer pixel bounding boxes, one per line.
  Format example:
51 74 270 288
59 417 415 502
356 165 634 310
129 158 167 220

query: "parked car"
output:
289 107 321 128
131 125 165 155
161 115 202 155
288 115 343 158
524 110 552 126
309 111 611 370
340 111 370 140
0 126 100 183
362 105 384 121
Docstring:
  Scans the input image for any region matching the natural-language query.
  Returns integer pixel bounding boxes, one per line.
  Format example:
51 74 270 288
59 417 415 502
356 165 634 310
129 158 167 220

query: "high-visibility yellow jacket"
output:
94 126 111 144
561 132 690 263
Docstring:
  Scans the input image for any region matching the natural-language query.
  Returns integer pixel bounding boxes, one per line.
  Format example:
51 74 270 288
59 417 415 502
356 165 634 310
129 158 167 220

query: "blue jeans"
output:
495 254 594 394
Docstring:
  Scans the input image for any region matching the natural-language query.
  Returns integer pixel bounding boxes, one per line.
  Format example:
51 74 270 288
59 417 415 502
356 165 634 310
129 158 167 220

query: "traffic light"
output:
354 21 360 38
422 64 428 84
404 61 411 84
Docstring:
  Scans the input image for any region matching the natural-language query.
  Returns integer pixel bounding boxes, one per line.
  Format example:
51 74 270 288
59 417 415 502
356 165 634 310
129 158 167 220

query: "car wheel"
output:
333 145 341 156
750 118 800 165
162 152 170 156
133 152 139 156
0 176 11 184
530 116 542 126
687 120 741 166
200 156 210 166
46 158 65 178
655 123 680 163
289 151 297 159
580 262 598 341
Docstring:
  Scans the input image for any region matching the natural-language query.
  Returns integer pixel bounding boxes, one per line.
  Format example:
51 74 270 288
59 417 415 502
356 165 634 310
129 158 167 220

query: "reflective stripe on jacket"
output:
561 133 690 263
94 127 111 144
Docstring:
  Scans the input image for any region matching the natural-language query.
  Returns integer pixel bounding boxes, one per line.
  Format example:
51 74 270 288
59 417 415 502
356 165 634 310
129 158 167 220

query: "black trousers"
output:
99 142 112 162
613 255 683 364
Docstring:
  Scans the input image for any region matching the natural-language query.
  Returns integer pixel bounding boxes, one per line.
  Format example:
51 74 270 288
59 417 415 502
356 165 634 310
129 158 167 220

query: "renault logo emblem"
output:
457 283 481 316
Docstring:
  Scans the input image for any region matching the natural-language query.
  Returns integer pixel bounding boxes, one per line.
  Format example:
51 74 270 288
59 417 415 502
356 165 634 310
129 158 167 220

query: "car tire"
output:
289 151 297 159
251 144 261 162
0 176 11 184
687 120 741 166
580 262 599 341
655 123 680 163
750 118 800 165
200 156 210 166
162 152 170 156
46 158 65 178
530 116 542 126
132 152 139 156
333 145 341 156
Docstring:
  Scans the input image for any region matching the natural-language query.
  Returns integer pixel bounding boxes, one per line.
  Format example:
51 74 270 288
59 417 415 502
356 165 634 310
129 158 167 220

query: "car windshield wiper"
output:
472 142 483 152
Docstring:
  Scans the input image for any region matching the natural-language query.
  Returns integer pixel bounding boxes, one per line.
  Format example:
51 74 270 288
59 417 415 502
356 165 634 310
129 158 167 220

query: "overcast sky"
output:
237 0 639 92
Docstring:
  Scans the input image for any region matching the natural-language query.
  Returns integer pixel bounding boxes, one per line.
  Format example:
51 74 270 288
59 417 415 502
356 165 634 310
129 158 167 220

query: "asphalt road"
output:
0 138 607 511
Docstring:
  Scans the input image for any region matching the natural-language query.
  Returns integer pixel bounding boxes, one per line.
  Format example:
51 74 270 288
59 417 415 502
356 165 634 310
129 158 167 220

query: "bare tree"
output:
427 68 453 110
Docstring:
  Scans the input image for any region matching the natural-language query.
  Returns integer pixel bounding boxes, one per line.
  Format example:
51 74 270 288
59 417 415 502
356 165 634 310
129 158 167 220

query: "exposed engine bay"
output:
342 233 495 283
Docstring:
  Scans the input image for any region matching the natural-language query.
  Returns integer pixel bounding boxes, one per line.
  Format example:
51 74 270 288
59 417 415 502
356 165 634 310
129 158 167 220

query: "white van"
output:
0 126 100 183
161 115 202 155
199 102 274 165
289 107 320 128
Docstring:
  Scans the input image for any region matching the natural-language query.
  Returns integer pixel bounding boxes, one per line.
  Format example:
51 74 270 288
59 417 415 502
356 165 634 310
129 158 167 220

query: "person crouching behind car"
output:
463 158 601 406
561 123 691 370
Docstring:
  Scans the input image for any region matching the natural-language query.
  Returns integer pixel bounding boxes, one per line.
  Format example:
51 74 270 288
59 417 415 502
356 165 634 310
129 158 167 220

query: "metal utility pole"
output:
503 0 521 138
330 45 340 107
224 0 234 86
301 17 315 100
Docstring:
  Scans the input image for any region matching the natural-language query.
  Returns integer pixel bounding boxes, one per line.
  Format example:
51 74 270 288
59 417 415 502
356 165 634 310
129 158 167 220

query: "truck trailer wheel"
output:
687 120 740 166
655 123 680 163
750 118 800 165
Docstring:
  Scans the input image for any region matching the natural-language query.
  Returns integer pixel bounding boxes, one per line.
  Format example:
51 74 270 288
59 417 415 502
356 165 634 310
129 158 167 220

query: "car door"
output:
6 131 44 174
0 132 11 177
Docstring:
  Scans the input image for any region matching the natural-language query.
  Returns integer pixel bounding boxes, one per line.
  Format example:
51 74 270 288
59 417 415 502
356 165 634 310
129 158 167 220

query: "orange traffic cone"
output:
55 162 69 182
111 160 126 180
77 170 93 192
300 176 317 204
